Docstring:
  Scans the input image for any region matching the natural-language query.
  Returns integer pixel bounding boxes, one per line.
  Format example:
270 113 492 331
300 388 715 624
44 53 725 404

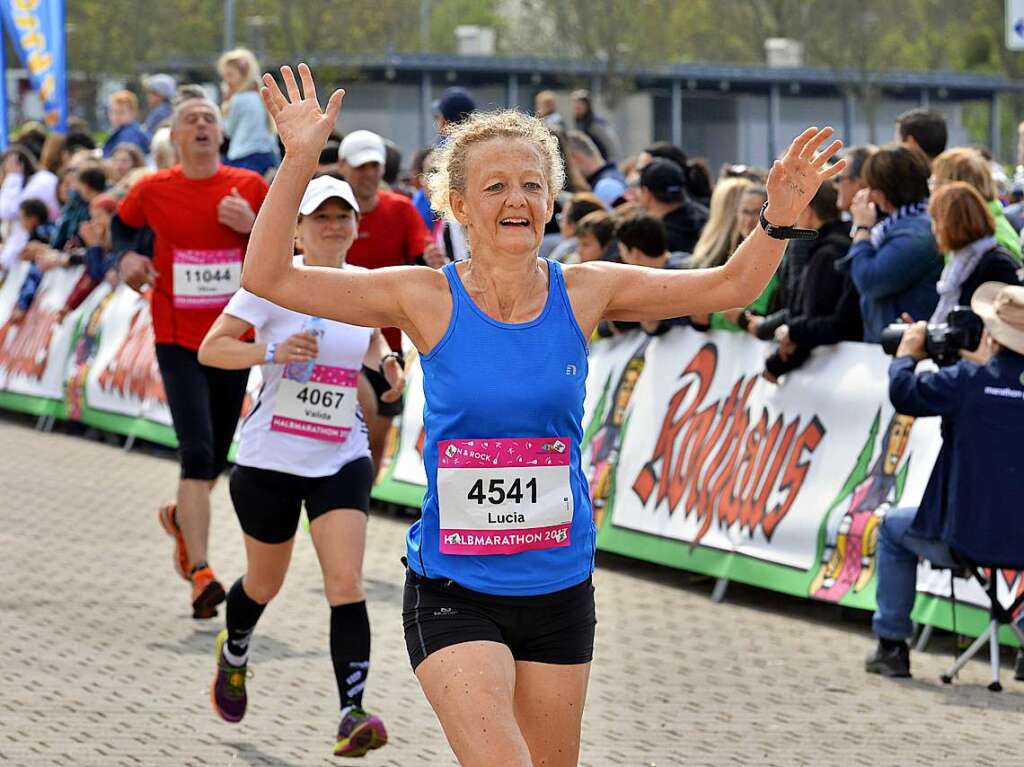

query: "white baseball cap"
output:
338 130 385 167
299 175 360 216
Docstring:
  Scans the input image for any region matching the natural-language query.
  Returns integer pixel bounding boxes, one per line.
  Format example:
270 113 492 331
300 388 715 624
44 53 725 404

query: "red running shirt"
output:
118 165 268 350
346 190 430 350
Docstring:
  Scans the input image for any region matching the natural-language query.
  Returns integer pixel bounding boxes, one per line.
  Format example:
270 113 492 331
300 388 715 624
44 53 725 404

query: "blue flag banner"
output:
0 0 66 131
0 17 7 149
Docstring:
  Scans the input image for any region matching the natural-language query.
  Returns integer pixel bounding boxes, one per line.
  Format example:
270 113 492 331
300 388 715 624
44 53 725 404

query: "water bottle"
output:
283 316 322 383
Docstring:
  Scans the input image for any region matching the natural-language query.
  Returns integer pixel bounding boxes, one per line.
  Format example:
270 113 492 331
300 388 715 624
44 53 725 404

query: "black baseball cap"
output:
639 158 685 201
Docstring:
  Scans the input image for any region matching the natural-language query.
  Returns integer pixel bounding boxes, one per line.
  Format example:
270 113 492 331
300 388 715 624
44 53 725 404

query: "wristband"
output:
759 202 818 241
264 342 277 363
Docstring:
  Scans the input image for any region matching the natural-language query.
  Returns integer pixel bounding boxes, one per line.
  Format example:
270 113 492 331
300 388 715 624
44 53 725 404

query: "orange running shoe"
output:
157 502 190 581
191 565 226 620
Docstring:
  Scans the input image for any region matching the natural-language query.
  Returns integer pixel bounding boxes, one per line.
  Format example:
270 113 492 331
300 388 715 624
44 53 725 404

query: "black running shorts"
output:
402 567 596 670
228 457 374 544
154 343 249 481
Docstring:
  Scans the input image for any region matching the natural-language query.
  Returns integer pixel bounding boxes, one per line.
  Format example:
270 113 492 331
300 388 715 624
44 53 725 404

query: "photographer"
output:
866 282 1024 679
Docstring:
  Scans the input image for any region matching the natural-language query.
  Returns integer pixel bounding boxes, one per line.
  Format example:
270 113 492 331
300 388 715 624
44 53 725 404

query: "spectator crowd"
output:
0 48 1021 392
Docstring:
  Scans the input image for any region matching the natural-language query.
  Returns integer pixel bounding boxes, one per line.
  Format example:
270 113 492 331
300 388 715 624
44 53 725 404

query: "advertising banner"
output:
0 267 1015 642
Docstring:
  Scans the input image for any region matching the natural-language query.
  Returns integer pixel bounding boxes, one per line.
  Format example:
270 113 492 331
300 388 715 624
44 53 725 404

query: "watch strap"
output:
759 202 818 241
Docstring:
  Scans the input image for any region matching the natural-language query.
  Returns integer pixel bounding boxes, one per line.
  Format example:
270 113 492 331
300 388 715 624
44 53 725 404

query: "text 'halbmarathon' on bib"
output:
437 436 574 555
271 365 358 443
172 248 242 309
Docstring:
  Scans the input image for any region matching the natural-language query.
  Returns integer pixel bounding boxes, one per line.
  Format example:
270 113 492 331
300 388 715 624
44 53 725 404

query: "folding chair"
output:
940 557 1024 692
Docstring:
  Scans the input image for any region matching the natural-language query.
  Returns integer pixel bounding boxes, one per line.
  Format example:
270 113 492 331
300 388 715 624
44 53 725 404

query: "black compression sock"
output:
331 601 371 709
224 578 267 666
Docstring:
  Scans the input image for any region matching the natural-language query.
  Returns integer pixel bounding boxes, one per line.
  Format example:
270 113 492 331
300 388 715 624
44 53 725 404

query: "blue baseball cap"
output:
433 87 476 124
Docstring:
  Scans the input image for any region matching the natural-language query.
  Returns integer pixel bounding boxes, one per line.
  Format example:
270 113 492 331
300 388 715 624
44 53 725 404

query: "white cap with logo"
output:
299 175 360 216
338 130 386 168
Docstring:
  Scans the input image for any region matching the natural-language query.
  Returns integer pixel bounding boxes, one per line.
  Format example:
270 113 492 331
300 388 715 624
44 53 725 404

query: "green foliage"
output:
60 0 1024 129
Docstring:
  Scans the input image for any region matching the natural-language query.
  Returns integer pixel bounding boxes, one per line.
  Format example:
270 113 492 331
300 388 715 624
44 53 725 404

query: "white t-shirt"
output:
225 260 373 477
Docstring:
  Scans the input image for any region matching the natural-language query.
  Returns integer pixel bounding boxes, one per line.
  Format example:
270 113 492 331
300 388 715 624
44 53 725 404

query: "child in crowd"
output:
57 194 121 323
10 199 56 323
574 210 618 263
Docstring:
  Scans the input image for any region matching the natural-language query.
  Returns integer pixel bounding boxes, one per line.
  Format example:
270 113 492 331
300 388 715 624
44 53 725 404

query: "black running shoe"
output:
865 640 911 678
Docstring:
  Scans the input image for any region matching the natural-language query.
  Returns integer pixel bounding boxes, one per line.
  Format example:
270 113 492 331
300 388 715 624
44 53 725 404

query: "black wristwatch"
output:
759 202 818 241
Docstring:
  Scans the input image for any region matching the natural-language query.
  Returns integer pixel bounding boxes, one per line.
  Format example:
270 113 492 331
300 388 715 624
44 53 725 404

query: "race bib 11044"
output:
172 248 242 309
437 436 573 555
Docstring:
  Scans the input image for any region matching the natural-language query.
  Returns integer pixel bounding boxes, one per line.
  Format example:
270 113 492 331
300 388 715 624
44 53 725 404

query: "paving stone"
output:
3 415 1024 765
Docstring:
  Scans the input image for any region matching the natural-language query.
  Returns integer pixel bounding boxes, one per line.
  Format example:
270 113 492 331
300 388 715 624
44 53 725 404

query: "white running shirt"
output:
225 259 373 477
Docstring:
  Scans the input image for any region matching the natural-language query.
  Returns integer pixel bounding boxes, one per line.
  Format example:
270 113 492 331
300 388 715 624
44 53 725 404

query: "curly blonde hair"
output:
427 110 565 221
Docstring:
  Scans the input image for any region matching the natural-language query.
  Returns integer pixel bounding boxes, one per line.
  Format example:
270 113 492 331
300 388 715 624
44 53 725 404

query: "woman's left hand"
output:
380 354 406 403
763 127 846 227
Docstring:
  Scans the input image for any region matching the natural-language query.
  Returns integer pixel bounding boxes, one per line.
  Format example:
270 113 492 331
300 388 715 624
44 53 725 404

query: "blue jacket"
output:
889 350 1024 569
103 122 151 158
143 101 172 135
840 214 941 342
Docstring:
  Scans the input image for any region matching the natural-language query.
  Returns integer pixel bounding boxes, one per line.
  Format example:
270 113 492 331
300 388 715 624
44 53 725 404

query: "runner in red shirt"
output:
338 130 438 470
117 94 268 619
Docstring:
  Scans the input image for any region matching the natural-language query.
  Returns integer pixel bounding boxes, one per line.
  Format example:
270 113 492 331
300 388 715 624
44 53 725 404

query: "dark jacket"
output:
839 212 941 342
50 192 91 252
890 350 1024 568
955 245 1021 311
760 220 860 377
787 220 862 348
577 112 620 162
661 199 709 255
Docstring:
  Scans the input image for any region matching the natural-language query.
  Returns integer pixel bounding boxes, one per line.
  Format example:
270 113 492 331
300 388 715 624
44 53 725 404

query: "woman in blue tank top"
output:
244 63 846 767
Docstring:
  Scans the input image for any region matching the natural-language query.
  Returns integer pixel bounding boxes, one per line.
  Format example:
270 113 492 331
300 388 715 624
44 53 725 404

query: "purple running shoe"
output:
334 707 388 758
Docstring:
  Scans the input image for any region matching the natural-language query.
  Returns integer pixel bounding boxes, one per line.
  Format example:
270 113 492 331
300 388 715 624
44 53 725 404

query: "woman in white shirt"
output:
198 176 402 758
0 144 60 272
218 48 280 177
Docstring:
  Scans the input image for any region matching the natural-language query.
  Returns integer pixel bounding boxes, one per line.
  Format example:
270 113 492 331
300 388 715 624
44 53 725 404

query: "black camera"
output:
879 306 983 366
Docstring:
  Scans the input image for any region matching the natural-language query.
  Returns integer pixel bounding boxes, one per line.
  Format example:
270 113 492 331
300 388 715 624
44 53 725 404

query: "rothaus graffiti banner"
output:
1 270 1017 643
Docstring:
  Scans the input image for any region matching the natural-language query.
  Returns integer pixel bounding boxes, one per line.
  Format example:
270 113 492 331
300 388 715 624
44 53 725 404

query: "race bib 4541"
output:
437 437 574 555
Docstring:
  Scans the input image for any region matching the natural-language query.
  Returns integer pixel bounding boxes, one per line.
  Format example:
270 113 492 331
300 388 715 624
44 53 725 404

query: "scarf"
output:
930 235 997 323
869 200 929 249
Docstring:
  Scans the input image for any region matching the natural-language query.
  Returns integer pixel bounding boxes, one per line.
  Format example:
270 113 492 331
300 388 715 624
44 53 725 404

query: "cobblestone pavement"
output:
2 415 1024 766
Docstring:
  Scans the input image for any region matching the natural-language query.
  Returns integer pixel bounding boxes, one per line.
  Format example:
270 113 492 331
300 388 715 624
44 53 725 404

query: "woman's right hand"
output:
274 331 318 363
850 188 877 228
261 64 344 160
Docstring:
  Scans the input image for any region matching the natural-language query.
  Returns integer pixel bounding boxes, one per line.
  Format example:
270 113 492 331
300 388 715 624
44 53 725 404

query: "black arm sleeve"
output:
111 215 152 261
788 273 862 348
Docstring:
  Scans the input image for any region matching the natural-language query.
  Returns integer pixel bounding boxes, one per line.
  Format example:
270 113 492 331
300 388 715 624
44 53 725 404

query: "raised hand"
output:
261 64 344 160
764 127 846 226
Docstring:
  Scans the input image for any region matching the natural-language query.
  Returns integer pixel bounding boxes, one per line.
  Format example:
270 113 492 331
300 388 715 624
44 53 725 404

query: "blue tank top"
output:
406 259 594 596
